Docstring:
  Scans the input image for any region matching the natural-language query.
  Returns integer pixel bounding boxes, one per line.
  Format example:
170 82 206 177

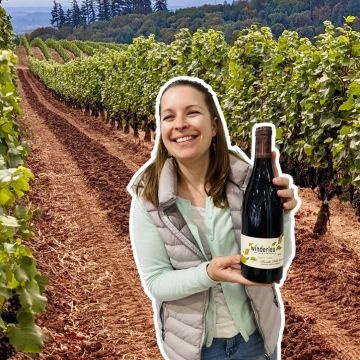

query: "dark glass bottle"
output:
241 126 283 283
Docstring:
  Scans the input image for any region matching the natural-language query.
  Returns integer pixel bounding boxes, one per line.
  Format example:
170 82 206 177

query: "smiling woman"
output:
140 78 233 209
160 84 217 207
127 76 298 360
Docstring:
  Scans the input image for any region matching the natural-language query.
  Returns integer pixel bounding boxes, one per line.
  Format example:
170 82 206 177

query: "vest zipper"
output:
159 301 165 340
200 290 210 349
272 284 280 307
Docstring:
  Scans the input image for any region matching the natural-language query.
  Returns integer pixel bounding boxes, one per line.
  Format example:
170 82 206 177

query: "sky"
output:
2 0 224 8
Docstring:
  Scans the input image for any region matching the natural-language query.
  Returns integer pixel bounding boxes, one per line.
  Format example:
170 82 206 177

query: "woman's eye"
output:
188 111 199 116
162 115 174 121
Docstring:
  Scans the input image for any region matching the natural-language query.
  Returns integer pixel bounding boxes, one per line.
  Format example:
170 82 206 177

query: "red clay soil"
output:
49 49 64 64
9 48 360 360
30 47 45 61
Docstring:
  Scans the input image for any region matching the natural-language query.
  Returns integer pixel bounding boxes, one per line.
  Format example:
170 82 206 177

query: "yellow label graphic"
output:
240 234 284 269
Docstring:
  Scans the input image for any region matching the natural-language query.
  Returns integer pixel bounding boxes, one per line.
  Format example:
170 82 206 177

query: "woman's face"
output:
160 85 217 165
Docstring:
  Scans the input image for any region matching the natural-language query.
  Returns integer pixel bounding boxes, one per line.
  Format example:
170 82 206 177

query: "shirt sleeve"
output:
129 197 218 302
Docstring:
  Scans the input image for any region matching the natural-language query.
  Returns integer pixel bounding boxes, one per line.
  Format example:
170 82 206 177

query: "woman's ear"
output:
212 117 218 136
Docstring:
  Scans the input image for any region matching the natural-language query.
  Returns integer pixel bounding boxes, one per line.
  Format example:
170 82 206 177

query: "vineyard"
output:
1 6 360 360
24 20 360 236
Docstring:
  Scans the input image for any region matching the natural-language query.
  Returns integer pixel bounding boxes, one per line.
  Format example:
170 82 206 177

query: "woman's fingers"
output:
207 256 271 286
272 172 299 212
277 188 292 198
277 185 297 211
283 194 298 211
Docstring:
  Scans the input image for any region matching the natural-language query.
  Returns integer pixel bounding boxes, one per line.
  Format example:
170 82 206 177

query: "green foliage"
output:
1 9 47 354
224 19 360 195
83 41 111 54
73 40 95 56
6 310 44 353
28 21 360 203
29 54 104 109
45 38 71 63
59 39 82 58
83 41 127 53
0 7 15 49
97 41 128 51
0 51 28 169
30 38 52 61
173 28 230 99
19 36 32 56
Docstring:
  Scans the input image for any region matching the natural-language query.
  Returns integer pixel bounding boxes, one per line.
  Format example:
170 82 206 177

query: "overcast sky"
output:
2 0 224 8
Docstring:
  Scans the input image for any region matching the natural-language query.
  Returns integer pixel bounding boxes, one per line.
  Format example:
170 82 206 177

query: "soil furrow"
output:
283 297 359 360
19 68 134 233
288 225 359 311
281 300 338 359
13 70 161 358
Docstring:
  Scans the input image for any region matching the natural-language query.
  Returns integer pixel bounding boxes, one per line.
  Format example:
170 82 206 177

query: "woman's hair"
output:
137 78 233 208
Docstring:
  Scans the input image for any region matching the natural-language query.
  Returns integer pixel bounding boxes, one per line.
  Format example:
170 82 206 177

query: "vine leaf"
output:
6 310 43 352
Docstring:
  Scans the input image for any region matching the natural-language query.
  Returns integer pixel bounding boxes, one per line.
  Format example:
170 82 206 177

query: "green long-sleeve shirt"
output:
130 195 294 347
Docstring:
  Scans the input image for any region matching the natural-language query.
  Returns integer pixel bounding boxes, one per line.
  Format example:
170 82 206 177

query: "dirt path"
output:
11 69 160 359
31 47 45 61
281 189 360 359
11 49 360 359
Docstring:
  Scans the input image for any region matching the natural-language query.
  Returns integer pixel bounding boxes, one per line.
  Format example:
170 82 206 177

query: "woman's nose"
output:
173 114 189 130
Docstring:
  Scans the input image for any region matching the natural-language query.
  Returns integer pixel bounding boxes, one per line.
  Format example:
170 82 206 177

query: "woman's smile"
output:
172 134 199 145
173 135 195 142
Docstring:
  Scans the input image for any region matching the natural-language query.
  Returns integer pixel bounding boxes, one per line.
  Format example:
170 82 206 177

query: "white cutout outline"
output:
127 75 300 360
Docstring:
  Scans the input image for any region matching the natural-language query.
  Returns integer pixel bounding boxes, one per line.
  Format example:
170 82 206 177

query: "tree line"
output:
50 0 168 28
40 0 359 44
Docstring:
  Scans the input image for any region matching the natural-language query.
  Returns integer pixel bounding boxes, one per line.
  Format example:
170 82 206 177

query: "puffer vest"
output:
135 154 282 360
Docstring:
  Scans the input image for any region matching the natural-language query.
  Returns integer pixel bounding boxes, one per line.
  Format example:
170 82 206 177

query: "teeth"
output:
175 136 194 143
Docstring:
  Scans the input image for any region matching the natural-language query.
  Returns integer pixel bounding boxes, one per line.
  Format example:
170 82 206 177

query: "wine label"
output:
240 234 284 269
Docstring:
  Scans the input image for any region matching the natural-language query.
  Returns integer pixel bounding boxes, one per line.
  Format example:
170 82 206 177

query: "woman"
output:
128 76 298 360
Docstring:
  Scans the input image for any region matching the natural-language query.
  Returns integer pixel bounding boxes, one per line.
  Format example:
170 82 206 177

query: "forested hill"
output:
30 0 359 44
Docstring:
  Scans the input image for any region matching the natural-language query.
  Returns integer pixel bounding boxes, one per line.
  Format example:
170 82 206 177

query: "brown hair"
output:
137 79 234 208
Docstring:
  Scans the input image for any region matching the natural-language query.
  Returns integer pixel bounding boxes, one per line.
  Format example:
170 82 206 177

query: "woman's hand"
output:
271 151 299 212
206 255 270 286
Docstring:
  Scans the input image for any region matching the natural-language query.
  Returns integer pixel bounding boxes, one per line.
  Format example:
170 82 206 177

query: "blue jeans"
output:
201 330 278 360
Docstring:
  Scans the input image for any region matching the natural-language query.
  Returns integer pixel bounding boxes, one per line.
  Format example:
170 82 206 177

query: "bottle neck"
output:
255 133 272 159
253 136 273 176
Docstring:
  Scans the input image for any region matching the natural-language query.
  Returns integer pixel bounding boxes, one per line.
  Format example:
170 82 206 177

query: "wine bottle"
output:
241 125 283 283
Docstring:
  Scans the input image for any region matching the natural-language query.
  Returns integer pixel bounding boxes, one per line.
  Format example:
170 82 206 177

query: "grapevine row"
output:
29 37 52 61
27 20 360 232
25 37 126 63
45 38 71 63
19 36 32 56
59 39 83 58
